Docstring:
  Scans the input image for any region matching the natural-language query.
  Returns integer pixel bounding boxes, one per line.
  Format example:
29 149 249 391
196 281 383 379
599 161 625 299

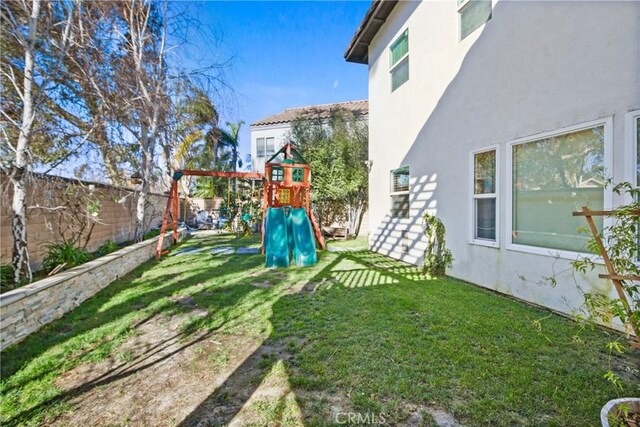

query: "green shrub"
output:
96 240 119 257
143 229 161 240
0 265 15 293
42 242 92 274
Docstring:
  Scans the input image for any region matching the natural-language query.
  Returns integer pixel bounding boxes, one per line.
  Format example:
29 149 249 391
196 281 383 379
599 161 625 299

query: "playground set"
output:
155 143 326 267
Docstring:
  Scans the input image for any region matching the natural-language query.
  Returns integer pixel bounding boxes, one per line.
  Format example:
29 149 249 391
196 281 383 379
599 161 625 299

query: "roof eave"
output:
344 0 398 64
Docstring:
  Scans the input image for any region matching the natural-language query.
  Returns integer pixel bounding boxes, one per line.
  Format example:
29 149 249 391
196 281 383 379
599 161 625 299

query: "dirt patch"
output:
53 313 262 427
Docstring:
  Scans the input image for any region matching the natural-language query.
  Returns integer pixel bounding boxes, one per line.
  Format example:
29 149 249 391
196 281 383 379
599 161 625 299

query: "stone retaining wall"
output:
0 230 186 350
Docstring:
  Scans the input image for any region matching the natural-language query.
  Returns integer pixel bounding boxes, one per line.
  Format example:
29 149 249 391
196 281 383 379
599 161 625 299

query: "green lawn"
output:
1 233 637 426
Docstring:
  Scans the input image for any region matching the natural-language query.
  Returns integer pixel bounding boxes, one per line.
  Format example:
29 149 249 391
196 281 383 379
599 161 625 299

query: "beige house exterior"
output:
346 0 640 324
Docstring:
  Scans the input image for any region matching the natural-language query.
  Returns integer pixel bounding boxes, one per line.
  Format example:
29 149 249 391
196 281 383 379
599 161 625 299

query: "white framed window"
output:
266 137 276 156
256 137 276 158
458 0 492 41
624 110 640 189
256 138 265 157
390 166 410 218
506 118 613 258
389 30 409 92
625 110 640 261
470 146 499 247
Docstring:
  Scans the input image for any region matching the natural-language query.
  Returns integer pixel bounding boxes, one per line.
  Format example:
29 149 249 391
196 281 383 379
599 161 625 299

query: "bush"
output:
0 265 15 293
96 240 119 257
143 229 161 240
42 242 92 274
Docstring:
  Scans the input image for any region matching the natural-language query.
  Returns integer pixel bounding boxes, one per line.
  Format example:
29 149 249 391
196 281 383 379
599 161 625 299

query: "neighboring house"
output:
249 100 368 173
345 1 639 322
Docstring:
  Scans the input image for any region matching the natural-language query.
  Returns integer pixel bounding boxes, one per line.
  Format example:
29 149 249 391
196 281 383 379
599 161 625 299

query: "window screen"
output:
256 138 265 157
512 126 605 252
473 150 497 241
266 137 275 156
460 0 492 40
390 30 408 67
390 30 409 91
391 194 410 218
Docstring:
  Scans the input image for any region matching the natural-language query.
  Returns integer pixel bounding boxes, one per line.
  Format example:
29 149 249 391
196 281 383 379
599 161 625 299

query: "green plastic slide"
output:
288 208 318 267
265 207 290 267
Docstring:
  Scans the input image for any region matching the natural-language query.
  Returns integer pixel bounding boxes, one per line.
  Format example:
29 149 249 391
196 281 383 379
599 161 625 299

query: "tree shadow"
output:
0 238 265 402
175 249 428 426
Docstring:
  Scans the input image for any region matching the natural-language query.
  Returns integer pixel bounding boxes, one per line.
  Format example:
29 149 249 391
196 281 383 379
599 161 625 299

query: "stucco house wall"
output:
364 0 639 320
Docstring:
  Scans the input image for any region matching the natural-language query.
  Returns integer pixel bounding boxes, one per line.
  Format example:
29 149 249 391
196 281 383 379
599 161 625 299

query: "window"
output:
459 0 492 41
271 166 284 182
511 124 606 253
256 137 276 157
472 149 497 244
390 30 409 92
391 166 410 193
256 138 265 157
391 195 410 219
292 167 304 182
391 166 410 218
266 137 275 156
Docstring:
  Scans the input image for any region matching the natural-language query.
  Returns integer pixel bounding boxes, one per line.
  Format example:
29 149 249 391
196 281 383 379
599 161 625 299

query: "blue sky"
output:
196 1 370 165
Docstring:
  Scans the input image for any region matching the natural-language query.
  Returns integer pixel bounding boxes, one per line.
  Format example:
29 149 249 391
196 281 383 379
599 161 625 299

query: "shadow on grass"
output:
2 243 632 426
176 249 631 426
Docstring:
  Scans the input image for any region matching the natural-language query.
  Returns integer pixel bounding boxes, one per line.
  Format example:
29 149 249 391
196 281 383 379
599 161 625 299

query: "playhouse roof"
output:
266 143 307 165
251 100 368 127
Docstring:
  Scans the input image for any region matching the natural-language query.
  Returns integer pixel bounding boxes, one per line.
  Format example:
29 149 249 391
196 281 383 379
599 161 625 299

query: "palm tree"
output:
218 120 244 192
174 88 220 170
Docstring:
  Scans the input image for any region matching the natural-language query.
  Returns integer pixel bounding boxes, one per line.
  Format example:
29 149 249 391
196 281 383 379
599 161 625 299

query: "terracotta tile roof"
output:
250 100 368 127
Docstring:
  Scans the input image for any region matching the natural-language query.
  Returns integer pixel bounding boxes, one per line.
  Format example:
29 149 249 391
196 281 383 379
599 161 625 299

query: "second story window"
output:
390 30 409 92
256 137 276 157
458 0 492 41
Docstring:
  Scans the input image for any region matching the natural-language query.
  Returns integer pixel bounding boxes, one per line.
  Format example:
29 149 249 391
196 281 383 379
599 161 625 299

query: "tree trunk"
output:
11 171 31 283
134 134 153 242
11 0 42 283
354 201 367 238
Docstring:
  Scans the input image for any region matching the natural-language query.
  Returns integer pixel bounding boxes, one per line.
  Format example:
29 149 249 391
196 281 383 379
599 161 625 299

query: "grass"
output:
1 233 637 426
326 236 368 251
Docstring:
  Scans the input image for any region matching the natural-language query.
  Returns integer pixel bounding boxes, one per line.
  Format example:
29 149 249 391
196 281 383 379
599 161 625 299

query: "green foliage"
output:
143 229 161 240
0 265 16 294
95 240 119 257
288 108 368 232
422 213 453 276
42 243 92 274
572 183 639 337
569 182 640 391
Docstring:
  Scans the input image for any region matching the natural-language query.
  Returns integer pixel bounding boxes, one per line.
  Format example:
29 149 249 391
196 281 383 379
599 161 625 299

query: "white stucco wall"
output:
250 123 292 173
366 0 640 321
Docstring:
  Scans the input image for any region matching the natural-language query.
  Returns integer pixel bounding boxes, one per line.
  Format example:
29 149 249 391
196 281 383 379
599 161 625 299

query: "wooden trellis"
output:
573 206 640 348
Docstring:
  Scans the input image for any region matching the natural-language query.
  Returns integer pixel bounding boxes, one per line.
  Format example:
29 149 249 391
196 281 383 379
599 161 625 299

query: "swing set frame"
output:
155 143 327 260
155 169 264 259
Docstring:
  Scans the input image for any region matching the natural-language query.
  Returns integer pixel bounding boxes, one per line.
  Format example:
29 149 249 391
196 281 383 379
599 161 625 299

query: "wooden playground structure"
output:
155 143 326 260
